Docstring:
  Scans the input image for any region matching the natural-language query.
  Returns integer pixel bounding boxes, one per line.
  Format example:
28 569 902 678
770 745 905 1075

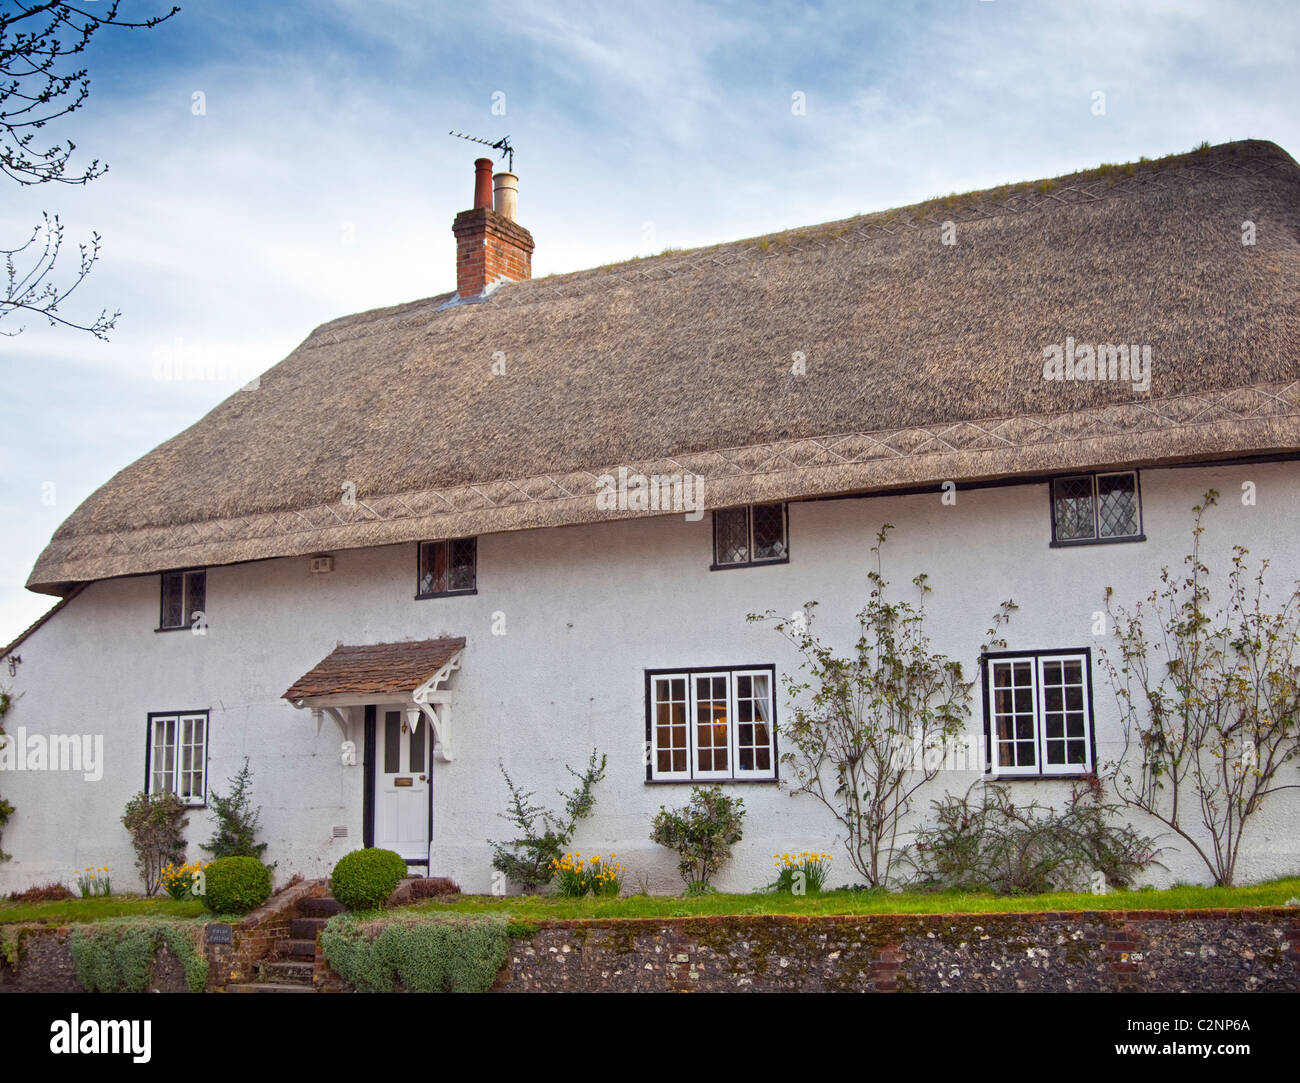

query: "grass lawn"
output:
399 876 1300 921
0 895 208 924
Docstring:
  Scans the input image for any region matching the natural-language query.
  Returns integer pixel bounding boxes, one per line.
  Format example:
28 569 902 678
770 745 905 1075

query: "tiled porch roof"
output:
282 637 465 701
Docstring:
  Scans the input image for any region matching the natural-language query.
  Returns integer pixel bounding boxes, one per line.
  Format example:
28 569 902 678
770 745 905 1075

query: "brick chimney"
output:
452 157 534 298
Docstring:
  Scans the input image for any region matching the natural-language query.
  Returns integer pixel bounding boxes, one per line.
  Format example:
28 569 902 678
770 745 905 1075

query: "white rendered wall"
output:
1 460 1297 896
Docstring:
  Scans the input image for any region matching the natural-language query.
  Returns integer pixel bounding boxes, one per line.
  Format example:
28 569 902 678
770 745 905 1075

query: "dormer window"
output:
417 538 477 598
712 503 789 569
159 569 205 632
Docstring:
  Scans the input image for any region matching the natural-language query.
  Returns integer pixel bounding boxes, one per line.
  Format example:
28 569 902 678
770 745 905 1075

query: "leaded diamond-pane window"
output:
1097 473 1139 538
712 504 787 568
418 538 477 597
1051 472 1141 545
714 508 749 565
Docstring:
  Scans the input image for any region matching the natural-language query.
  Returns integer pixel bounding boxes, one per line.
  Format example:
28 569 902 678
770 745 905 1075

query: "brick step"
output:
227 982 317 994
302 897 344 918
291 916 328 939
258 960 315 984
274 938 318 959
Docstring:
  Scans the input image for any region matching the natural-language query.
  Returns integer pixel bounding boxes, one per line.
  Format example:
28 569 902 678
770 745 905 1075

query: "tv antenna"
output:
448 131 514 172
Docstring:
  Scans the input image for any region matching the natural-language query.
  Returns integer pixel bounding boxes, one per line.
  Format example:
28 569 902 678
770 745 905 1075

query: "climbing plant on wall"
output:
0 684 14 862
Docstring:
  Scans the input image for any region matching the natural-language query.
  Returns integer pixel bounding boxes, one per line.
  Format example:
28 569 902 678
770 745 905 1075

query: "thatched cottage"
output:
2 139 1298 894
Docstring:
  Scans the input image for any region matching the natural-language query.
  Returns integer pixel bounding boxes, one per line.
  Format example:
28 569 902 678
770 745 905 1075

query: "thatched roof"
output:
283 638 466 701
28 139 1300 594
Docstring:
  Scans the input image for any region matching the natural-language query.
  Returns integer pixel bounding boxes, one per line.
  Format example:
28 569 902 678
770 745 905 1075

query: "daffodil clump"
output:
76 866 112 898
548 851 626 898
160 860 208 901
769 850 833 894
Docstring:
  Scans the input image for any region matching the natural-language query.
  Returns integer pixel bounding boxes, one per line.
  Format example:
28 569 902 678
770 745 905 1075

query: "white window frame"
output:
985 652 1093 778
146 711 209 806
647 667 777 782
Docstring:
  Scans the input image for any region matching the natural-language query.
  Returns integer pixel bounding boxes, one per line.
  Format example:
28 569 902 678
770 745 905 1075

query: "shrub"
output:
121 791 189 897
203 856 271 914
1102 490 1300 886
650 786 745 892
7 881 74 903
903 777 1160 895
769 851 833 894
200 758 267 861
749 526 1017 887
489 749 607 894
320 913 508 993
331 848 407 910
69 921 207 993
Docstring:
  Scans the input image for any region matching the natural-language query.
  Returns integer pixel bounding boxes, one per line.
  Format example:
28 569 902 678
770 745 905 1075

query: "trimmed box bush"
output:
203 856 271 914
331 848 407 911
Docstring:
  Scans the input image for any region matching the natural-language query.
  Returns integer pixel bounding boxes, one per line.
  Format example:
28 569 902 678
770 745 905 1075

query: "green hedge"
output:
320 913 508 993
330 848 407 910
69 921 208 992
203 856 271 914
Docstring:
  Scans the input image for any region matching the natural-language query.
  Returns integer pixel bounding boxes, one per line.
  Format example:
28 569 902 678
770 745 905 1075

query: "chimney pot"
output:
473 157 494 210
493 172 519 221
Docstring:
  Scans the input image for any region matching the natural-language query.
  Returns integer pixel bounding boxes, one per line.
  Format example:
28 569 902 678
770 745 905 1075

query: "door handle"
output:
419 774 427 782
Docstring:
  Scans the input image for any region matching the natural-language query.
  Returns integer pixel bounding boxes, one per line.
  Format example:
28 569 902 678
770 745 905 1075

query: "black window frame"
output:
157 568 207 632
415 537 478 599
643 663 780 784
144 709 211 807
1049 470 1145 547
710 503 790 570
979 647 1098 780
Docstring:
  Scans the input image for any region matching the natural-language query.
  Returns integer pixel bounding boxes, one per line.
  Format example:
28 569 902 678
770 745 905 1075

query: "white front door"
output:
374 707 430 863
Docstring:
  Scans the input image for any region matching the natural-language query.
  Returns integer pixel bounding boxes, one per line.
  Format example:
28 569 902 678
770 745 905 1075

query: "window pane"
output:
1097 474 1138 538
1041 656 1088 768
447 537 476 592
735 672 774 774
751 504 787 561
410 716 425 772
653 677 688 776
160 573 184 628
1052 476 1096 541
990 660 1036 768
185 571 206 626
384 712 401 773
695 675 728 773
152 718 176 794
714 508 749 565
419 542 447 595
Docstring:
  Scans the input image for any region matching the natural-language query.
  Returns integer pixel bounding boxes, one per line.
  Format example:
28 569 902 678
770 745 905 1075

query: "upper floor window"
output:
712 503 788 569
146 711 209 806
159 569 205 631
1050 471 1142 545
417 537 477 598
983 650 1094 778
647 666 777 782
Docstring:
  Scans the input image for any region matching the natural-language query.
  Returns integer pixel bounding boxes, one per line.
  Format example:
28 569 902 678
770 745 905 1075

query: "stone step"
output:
291 916 327 939
227 982 317 994
259 960 315 984
302 897 344 918
275 938 318 959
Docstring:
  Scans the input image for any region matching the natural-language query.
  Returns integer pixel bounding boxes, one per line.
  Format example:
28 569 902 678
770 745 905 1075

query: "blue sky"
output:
2 0 1298 641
